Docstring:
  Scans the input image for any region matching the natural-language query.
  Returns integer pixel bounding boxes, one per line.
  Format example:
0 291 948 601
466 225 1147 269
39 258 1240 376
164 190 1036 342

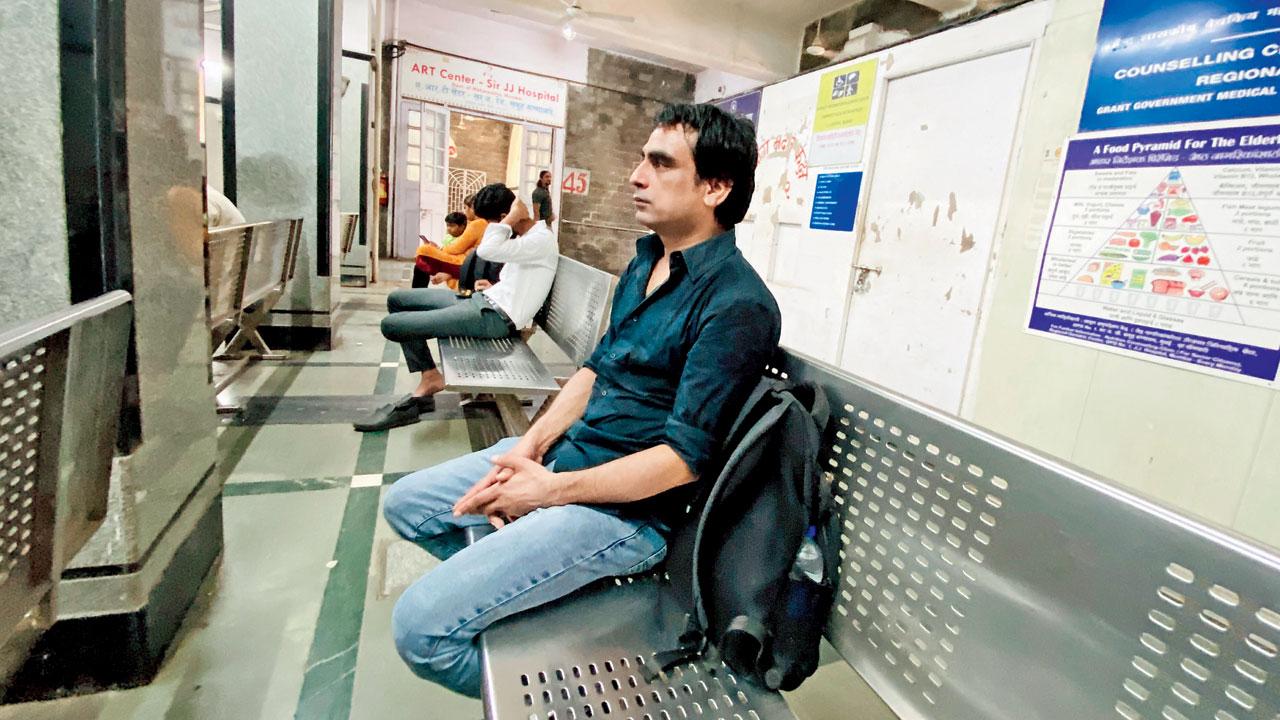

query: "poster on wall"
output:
810 59 878 166
1026 120 1280 386
809 172 863 232
400 48 567 127
1080 2 1280 132
714 90 762 127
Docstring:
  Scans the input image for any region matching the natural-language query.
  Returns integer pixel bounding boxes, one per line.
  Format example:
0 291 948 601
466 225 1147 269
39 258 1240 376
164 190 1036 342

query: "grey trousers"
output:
381 288 513 372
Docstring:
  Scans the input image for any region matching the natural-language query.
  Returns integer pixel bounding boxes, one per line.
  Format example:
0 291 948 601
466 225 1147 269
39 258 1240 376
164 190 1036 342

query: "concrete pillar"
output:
4 0 221 699
230 0 343 349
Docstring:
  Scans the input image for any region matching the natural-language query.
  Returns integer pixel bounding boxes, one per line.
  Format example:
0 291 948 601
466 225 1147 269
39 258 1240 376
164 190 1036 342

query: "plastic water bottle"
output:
792 526 824 584
766 526 828 691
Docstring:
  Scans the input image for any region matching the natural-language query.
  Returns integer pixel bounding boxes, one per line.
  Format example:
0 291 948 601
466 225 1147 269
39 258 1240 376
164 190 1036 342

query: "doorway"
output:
392 103 559 259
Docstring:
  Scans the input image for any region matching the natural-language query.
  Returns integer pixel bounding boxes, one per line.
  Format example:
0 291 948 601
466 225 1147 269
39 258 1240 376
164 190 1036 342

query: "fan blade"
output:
582 10 635 22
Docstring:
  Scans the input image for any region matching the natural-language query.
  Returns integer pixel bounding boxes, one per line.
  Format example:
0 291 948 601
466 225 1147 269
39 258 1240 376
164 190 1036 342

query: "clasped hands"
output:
452 438 558 529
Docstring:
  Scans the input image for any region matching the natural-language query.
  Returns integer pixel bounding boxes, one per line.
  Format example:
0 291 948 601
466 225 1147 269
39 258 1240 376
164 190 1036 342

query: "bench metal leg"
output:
220 301 287 361
493 395 531 436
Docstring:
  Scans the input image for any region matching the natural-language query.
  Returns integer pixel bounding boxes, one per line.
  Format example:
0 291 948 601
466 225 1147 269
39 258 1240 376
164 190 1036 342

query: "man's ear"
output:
703 177 733 210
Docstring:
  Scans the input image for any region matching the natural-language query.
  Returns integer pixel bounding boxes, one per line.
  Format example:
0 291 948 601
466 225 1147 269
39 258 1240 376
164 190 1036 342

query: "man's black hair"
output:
539 170 551 178
653 103 757 228
444 211 467 227
472 183 516 222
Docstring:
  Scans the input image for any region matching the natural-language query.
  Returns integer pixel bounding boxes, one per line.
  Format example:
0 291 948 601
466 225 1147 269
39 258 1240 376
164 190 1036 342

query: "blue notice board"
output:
1081 1 1280 131
809 172 862 232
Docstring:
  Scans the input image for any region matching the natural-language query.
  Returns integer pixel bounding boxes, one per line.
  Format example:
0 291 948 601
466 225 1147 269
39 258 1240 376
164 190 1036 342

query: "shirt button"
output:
601 389 608 396
609 352 616 359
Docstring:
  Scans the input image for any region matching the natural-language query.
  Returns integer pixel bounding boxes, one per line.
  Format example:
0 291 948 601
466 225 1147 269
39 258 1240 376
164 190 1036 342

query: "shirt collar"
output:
634 228 738 281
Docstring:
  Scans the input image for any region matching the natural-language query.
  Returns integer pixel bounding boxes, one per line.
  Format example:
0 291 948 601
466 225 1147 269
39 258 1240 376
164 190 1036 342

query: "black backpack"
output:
648 374 834 691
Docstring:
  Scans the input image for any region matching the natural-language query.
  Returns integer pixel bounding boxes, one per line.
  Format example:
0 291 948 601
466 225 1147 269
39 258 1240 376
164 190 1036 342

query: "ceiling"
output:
412 0 868 80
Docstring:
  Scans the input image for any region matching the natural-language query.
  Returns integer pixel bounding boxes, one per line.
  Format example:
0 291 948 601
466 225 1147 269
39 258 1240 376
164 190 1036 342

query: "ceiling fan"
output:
492 1 635 41
557 1 635 40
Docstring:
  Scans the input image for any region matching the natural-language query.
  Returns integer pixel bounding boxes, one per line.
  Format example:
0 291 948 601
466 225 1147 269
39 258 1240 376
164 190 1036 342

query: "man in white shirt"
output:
207 185 246 227
355 183 558 432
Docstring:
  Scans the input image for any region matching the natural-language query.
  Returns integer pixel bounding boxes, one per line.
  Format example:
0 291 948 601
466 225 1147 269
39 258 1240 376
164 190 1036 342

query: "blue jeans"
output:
383 437 669 697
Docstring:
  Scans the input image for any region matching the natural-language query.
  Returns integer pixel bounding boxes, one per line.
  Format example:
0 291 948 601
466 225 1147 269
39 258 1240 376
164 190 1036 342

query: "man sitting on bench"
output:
354 183 558 432
381 103 780 697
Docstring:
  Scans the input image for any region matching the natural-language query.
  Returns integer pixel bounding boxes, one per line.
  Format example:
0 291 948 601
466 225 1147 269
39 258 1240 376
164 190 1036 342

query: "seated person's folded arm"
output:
453 299 778 521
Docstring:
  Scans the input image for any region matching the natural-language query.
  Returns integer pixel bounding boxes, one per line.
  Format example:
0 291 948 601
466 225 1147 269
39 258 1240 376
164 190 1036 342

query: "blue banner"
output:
1081 2 1280 131
809 172 862 232
714 90 762 128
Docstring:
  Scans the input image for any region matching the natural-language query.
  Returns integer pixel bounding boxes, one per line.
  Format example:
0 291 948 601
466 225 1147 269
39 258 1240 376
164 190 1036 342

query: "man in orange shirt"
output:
415 194 488 288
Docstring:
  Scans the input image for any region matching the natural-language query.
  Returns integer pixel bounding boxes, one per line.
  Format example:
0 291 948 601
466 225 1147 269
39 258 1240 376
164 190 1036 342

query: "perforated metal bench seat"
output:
438 335 560 394
475 349 1280 720
480 574 795 720
438 256 617 398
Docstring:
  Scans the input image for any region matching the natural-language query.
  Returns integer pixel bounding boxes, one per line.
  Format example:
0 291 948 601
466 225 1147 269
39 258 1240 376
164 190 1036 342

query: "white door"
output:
838 47 1033 414
522 125 554 206
417 105 450 247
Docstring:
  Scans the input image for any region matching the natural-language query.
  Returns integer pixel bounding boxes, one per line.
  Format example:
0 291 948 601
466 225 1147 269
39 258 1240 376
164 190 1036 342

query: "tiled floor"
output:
1 265 893 720
0 266 489 720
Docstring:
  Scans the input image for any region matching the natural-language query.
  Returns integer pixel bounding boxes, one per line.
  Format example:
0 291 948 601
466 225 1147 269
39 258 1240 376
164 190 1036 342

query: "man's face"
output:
630 125 717 233
538 172 551 188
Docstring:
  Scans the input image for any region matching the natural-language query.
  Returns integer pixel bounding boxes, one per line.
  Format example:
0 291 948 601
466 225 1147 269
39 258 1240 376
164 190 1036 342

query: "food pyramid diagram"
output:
1064 169 1240 314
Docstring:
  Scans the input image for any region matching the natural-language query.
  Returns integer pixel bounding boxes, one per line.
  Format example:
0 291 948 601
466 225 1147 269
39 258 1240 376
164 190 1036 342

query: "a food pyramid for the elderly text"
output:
1063 169 1242 317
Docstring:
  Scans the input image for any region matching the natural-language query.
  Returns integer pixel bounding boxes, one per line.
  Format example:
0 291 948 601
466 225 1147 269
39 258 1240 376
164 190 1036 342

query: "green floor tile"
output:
295 487 381 720
222 424 364 483
383 419 473 474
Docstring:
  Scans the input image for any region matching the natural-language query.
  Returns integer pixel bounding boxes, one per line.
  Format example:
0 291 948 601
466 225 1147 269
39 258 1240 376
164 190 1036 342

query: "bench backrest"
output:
340 212 359 256
205 226 249 330
242 220 296 307
773 351 1280 720
0 292 131 655
539 255 617 367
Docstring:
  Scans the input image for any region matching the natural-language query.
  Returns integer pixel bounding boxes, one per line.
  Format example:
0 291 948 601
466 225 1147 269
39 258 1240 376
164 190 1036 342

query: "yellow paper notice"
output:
815 59 878 133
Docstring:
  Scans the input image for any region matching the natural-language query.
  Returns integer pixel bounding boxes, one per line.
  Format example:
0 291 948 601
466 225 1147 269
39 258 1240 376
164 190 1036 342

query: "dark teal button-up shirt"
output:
545 228 781 523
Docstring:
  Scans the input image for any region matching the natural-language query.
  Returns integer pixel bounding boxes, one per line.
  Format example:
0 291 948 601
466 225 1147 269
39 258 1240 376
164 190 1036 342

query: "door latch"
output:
853 264 882 293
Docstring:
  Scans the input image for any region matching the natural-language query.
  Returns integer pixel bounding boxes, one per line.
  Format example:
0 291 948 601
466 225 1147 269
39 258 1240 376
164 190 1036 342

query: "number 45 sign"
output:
561 168 590 195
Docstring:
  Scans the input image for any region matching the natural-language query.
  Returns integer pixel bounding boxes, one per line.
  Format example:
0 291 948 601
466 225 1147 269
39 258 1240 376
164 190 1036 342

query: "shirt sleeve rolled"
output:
662 299 780 476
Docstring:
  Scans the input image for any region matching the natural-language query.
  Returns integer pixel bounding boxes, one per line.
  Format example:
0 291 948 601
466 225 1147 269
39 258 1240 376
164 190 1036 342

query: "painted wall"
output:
964 0 1280 550
0 0 71 323
736 0 1280 551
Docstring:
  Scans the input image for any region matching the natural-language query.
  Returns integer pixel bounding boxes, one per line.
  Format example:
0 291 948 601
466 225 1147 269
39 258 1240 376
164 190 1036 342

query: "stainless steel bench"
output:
0 292 132 688
204 219 303 409
438 255 616 434
479 349 1280 720
340 211 359 256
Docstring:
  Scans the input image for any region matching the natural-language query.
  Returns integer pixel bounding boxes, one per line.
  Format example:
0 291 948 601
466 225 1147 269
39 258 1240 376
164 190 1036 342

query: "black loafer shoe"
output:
353 394 434 432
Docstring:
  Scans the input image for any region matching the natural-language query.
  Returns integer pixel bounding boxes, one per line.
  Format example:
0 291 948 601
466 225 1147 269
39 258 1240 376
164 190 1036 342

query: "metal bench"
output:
438 255 616 434
204 219 303 409
479 349 1280 720
0 292 132 688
